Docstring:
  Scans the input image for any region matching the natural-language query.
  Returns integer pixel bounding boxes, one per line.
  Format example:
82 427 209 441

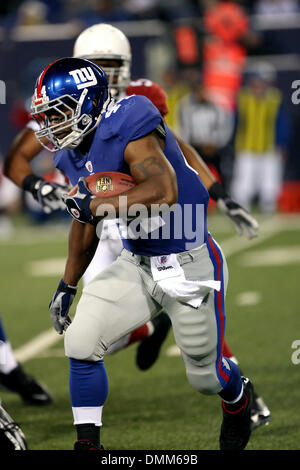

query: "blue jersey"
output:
54 95 209 255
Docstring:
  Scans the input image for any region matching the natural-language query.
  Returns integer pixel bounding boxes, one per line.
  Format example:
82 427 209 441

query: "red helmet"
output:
126 78 168 117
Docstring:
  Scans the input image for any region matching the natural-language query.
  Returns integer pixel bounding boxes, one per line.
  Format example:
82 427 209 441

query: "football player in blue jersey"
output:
4 24 261 375
30 57 258 451
4 23 269 435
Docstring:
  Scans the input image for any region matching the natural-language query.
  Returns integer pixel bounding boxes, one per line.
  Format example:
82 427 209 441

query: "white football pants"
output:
65 237 230 395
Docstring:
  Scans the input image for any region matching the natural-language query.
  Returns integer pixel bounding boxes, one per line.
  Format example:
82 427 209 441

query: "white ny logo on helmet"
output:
69 67 97 90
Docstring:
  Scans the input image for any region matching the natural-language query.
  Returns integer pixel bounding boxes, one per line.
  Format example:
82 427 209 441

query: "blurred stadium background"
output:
1 0 300 450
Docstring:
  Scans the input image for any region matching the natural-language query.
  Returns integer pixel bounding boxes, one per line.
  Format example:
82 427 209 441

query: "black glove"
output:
209 182 259 240
22 174 69 214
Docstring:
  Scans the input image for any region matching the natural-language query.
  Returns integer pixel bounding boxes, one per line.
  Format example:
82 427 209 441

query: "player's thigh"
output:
162 241 228 359
166 293 218 359
160 245 227 393
65 256 160 361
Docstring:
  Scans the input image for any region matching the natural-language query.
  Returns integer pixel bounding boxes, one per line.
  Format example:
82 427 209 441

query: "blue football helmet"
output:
30 57 111 152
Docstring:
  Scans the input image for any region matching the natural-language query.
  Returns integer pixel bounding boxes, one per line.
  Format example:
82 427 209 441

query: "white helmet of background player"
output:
73 23 132 97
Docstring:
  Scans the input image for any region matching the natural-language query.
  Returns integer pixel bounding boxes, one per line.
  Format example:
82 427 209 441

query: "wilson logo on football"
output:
69 67 97 90
96 176 113 193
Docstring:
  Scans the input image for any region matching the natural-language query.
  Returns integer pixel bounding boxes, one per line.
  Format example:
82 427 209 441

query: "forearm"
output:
184 144 216 190
90 175 176 218
90 133 178 217
171 130 217 191
4 129 42 187
65 133 178 223
5 157 34 188
181 146 227 201
63 220 99 285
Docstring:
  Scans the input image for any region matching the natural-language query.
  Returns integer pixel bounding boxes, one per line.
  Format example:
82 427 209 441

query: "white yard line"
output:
0 224 69 245
220 214 300 258
235 291 262 307
240 246 300 266
13 214 300 363
14 329 62 363
27 258 66 277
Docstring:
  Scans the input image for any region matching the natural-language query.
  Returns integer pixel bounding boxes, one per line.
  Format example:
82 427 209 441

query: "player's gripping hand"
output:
22 174 69 214
209 182 259 239
49 279 77 334
62 177 95 224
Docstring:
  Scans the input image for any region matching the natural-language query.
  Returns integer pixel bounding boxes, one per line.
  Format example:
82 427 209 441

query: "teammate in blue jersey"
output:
31 57 255 451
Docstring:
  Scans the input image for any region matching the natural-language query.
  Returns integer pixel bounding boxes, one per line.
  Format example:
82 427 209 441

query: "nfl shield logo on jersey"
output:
85 161 93 173
71 208 80 219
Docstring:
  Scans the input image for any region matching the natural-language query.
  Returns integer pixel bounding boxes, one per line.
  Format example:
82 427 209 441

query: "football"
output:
69 171 136 197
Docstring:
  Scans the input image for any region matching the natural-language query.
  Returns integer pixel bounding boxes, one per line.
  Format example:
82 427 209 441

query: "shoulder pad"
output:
100 95 162 141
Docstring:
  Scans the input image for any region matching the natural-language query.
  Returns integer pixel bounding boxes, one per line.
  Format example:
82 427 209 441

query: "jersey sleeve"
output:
101 95 162 144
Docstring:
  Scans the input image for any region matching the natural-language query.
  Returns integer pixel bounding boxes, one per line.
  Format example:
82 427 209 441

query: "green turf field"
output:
1 212 300 450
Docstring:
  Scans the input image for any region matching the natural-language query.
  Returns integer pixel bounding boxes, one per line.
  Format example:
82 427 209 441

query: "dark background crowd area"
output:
0 1 299 27
1 0 300 223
